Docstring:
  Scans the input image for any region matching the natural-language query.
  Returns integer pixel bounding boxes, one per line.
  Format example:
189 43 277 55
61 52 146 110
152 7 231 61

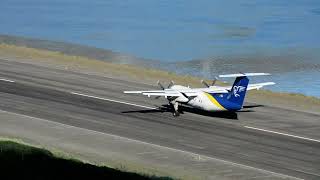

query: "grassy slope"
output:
0 43 204 86
0 43 319 113
0 140 171 180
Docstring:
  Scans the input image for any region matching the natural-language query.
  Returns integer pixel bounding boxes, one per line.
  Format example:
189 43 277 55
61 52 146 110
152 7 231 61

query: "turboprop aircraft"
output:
124 73 275 116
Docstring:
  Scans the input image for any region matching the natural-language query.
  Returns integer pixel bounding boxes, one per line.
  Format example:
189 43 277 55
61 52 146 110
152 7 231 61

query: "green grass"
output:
0 140 172 180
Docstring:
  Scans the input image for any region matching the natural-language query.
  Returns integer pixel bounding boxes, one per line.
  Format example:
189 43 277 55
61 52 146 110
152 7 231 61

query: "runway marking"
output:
0 78 15 83
136 151 155 155
0 109 301 180
70 92 155 110
245 126 320 143
182 143 205 149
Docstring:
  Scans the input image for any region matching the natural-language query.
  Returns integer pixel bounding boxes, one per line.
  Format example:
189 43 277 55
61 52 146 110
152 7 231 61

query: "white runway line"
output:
0 78 15 83
0 109 302 180
70 92 156 110
245 126 320 143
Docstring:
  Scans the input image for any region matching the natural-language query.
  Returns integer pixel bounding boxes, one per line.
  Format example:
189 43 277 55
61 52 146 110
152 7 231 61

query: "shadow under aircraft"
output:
122 103 264 120
122 104 239 120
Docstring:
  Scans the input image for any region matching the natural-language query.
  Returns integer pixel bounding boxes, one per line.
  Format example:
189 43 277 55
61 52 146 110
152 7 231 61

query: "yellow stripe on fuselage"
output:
204 93 226 110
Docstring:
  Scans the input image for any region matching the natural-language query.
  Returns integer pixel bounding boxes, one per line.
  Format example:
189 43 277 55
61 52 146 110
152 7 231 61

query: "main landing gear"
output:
172 102 180 117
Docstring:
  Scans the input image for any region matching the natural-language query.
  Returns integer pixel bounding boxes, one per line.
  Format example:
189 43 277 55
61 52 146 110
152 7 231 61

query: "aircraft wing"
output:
125 89 182 97
124 88 228 97
142 92 181 97
124 81 275 97
124 90 168 94
202 88 229 93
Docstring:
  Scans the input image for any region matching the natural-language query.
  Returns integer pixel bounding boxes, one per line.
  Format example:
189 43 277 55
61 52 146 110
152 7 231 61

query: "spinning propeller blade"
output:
201 80 210 87
157 80 165 90
211 76 218 86
168 81 174 88
202 77 218 87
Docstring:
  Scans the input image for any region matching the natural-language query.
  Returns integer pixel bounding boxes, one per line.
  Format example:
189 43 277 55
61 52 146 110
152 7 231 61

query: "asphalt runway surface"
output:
0 59 319 179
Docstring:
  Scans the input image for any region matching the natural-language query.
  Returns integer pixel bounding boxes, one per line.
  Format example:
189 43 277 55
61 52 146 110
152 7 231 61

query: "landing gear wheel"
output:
173 111 180 117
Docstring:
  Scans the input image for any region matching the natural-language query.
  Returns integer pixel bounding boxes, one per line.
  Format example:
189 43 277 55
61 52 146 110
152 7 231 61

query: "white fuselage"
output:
187 92 225 111
170 85 226 111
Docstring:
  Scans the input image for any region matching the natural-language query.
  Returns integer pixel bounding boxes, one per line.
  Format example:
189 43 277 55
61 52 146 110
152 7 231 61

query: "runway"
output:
0 59 319 179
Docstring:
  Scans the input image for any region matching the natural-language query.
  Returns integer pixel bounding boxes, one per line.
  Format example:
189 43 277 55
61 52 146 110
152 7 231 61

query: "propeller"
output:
201 80 210 88
157 80 165 90
212 76 218 86
201 77 218 87
168 80 174 88
155 80 164 99
155 80 175 99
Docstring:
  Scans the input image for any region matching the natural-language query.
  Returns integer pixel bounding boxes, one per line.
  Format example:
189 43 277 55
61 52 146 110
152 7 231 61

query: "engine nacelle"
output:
174 95 189 103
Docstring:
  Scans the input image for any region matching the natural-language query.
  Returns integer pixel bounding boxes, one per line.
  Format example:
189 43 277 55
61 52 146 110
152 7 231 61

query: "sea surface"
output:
1 0 320 97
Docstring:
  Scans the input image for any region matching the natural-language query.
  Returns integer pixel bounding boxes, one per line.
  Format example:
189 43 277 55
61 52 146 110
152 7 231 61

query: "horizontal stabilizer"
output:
247 82 276 90
219 73 271 78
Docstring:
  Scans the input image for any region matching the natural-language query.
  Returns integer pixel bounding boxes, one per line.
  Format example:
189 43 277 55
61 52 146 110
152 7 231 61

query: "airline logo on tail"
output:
233 86 246 97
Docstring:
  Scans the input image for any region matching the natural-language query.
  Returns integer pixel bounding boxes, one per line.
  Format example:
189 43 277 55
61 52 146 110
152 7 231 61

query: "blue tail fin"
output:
227 76 249 107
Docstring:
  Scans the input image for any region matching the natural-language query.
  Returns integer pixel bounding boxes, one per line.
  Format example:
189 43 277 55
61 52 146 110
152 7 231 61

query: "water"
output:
0 0 320 97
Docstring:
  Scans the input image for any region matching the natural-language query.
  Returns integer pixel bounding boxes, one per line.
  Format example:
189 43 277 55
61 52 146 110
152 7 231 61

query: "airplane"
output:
124 73 275 116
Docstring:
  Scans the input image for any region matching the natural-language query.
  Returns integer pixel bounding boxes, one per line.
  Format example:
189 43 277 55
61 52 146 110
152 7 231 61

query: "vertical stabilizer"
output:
227 76 249 107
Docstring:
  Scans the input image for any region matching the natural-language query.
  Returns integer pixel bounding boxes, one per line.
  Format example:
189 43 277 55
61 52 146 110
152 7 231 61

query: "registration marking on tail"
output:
70 92 156 109
245 126 320 143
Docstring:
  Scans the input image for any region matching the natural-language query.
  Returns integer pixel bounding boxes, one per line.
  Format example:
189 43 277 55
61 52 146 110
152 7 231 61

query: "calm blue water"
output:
1 0 320 97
